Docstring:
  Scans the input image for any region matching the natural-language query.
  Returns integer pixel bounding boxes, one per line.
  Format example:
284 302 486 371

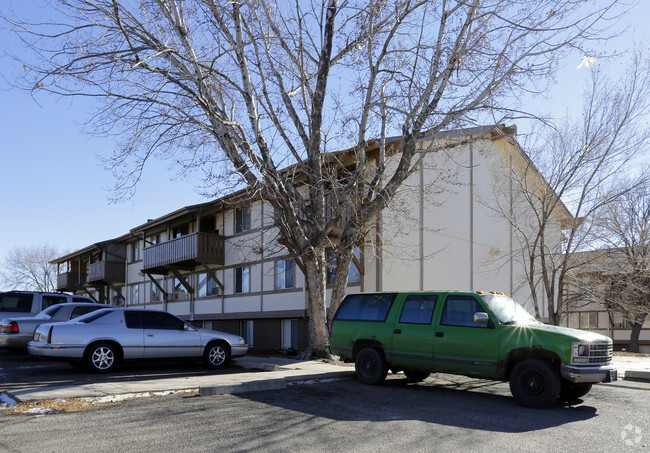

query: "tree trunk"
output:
628 321 642 353
327 243 355 325
303 248 333 359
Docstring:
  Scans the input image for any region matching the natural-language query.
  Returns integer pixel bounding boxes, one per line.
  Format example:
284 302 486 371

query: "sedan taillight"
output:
1 321 19 333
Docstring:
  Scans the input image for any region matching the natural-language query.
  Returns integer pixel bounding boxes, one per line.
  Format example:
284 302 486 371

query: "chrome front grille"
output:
588 342 613 364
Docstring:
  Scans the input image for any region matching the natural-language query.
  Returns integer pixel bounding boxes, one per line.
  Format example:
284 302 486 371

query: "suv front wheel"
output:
509 359 561 408
355 347 388 385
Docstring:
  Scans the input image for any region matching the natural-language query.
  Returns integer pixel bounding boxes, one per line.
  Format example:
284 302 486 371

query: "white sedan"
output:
28 308 248 372
1 302 109 350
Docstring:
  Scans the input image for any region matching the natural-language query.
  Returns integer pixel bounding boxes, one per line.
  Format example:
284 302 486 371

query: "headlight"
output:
572 342 590 364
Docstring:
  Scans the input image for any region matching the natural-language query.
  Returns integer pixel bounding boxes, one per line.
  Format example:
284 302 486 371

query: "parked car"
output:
0 291 96 319
0 302 110 350
28 308 248 372
329 291 617 408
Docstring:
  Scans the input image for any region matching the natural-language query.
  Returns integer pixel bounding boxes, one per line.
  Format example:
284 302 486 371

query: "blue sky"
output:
0 1 648 266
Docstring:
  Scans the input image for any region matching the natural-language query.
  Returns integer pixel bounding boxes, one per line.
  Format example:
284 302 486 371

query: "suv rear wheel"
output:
355 347 388 385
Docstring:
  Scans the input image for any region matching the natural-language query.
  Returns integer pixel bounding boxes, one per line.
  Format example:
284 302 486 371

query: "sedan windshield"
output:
74 308 113 323
480 294 538 325
35 305 63 319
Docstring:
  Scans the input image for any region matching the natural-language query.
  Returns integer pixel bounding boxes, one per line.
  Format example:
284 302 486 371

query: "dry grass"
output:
3 398 116 415
1 389 198 415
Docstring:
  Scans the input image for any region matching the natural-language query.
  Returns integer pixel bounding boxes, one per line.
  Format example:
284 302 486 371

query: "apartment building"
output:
563 248 650 353
54 125 566 352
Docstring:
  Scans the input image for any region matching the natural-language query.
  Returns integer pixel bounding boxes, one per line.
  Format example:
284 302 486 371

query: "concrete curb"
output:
199 378 287 396
4 355 647 403
197 359 355 397
624 370 650 383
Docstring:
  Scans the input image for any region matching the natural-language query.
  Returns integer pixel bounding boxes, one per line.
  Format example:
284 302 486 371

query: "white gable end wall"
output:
376 136 550 318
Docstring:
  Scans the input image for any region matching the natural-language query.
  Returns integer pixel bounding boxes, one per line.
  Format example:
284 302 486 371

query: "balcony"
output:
57 272 87 292
88 261 126 285
142 232 225 275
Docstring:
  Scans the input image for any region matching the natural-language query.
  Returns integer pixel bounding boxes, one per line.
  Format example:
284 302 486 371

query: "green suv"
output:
329 291 617 408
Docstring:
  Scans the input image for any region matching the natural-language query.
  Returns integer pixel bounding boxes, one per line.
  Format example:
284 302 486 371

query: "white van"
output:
0 291 97 319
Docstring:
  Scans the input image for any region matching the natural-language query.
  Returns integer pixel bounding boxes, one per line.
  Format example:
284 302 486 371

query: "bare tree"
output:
2 0 621 357
493 51 650 325
592 188 650 352
1 244 60 292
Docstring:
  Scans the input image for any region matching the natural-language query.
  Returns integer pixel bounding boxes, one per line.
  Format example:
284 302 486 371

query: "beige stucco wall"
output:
377 136 550 318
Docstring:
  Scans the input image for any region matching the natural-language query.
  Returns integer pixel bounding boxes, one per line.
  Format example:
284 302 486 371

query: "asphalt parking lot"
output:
0 348 355 402
2 348 649 404
2 364 650 452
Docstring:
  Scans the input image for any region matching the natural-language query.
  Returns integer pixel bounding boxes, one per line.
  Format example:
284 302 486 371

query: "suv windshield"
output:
480 294 538 325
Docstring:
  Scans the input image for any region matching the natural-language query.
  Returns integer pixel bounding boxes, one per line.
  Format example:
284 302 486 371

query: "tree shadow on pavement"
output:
236 375 598 433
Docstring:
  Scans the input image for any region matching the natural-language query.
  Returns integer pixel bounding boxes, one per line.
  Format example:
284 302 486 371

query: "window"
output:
70 306 101 319
326 248 361 285
579 312 598 330
348 248 361 283
142 311 186 330
130 242 140 262
174 278 189 300
77 309 112 324
612 314 629 329
42 295 66 309
441 296 486 328
90 251 102 264
0 293 33 313
200 215 219 234
235 206 251 233
235 266 250 293
58 261 71 274
150 280 164 303
399 295 438 325
72 297 93 303
40 305 63 318
334 293 397 322
198 273 220 297
173 225 189 238
276 259 295 289
147 233 161 246
124 311 143 329
203 321 219 331
241 320 254 347
282 319 299 349
130 285 140 305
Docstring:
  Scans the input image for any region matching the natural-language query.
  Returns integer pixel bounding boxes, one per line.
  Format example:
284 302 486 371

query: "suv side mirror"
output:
474 312 489 325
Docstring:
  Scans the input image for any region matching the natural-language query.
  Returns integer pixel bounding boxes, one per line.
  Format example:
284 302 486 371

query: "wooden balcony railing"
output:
142 232 225 274
56 272 87 292
88 261 126 285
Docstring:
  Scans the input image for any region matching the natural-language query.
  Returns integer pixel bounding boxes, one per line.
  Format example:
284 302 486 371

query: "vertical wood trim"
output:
470 143 474 290
509 154 514 294
376 215 383 292
260 200 264 313
420 159 424 291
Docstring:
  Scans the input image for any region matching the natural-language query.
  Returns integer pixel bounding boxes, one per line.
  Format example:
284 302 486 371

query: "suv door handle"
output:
394 329 402 334
435 332 444 337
